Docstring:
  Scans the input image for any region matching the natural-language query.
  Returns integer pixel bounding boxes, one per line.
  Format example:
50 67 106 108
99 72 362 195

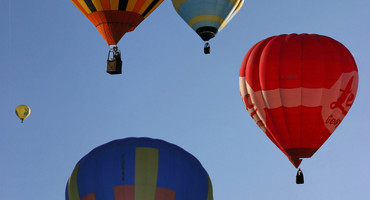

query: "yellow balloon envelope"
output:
15 105 31 123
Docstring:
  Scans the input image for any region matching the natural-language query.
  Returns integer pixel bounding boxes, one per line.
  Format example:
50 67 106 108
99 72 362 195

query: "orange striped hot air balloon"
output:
71 0 164 74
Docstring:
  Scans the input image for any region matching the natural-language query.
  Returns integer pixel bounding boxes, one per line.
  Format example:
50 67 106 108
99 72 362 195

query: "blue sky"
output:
1 0 370 199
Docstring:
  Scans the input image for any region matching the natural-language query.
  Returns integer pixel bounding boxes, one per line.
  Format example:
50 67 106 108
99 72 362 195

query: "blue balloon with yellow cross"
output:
66 137 213 200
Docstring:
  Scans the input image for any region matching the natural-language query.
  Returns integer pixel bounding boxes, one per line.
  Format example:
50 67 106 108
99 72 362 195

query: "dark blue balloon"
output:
66 137 213 200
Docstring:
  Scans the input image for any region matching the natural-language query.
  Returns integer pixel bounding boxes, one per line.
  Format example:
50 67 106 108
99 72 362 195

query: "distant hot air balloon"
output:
171 0 244 54
66 137 213 200
239 33 359 184
15 105 31 123
71 0 164 74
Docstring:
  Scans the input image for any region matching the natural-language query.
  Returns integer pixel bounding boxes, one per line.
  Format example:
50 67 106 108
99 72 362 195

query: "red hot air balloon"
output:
239 33 359 183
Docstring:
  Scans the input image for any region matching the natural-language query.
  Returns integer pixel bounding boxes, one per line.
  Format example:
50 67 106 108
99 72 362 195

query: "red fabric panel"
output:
300 34 327 89
113 185 175 200
263 106 326 167
101 0 111 10
260 35 288 90
243 38 272 92
265 129 287 157
114 185 134 200
333 38 358 73
264 107 292 149
81 193 96 200
155 188 176 200
264 106 329 152
246 34 357 91
133 0 147 12
87 11 144 45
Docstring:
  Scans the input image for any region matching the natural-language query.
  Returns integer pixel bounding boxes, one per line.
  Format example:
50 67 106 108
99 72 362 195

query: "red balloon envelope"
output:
239 33 359 168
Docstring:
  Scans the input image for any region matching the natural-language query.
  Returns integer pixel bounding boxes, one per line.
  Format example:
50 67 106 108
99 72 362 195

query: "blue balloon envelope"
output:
172 0 244 41
66 137 213 200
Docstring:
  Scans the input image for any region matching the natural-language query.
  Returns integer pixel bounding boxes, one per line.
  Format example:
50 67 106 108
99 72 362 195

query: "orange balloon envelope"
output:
71 0 164 45
239 33 359 168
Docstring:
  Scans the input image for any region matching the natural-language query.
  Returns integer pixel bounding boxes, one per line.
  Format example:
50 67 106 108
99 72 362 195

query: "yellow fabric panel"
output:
172 0 187 13
138 0 152 15
142 0 164 18
91 0 103 11
206 175 213 200
234 0 244 13
68 164 81 200
189 15 226 28
127 0 138 11
110 0 119 10
76 0 92 14
71 1 88 16
228 0 242 7
135 147 159 200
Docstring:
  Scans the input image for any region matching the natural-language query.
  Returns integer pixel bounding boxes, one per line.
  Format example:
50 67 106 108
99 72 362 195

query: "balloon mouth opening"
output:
284 148 317 167
196 27 218 41
87 11 145 46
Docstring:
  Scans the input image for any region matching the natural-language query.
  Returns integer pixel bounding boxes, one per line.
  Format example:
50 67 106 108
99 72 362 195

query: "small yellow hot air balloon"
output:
15 105 31 123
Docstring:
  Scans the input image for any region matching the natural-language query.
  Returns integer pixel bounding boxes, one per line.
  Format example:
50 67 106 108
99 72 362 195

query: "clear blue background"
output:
1 0 370 199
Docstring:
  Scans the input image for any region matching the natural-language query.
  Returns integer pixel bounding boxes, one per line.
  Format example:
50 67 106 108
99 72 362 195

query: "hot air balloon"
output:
15 105 31 123
66 137 213 200
239 33 359 184
171 0 244 54
71 0 164 74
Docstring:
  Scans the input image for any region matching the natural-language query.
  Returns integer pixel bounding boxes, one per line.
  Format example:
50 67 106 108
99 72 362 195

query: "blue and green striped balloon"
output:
172 0 244 41
66 137 213 200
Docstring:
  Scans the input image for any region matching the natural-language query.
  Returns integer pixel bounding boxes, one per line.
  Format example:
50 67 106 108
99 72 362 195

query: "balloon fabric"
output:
66 137 213 200
239 33 359 168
